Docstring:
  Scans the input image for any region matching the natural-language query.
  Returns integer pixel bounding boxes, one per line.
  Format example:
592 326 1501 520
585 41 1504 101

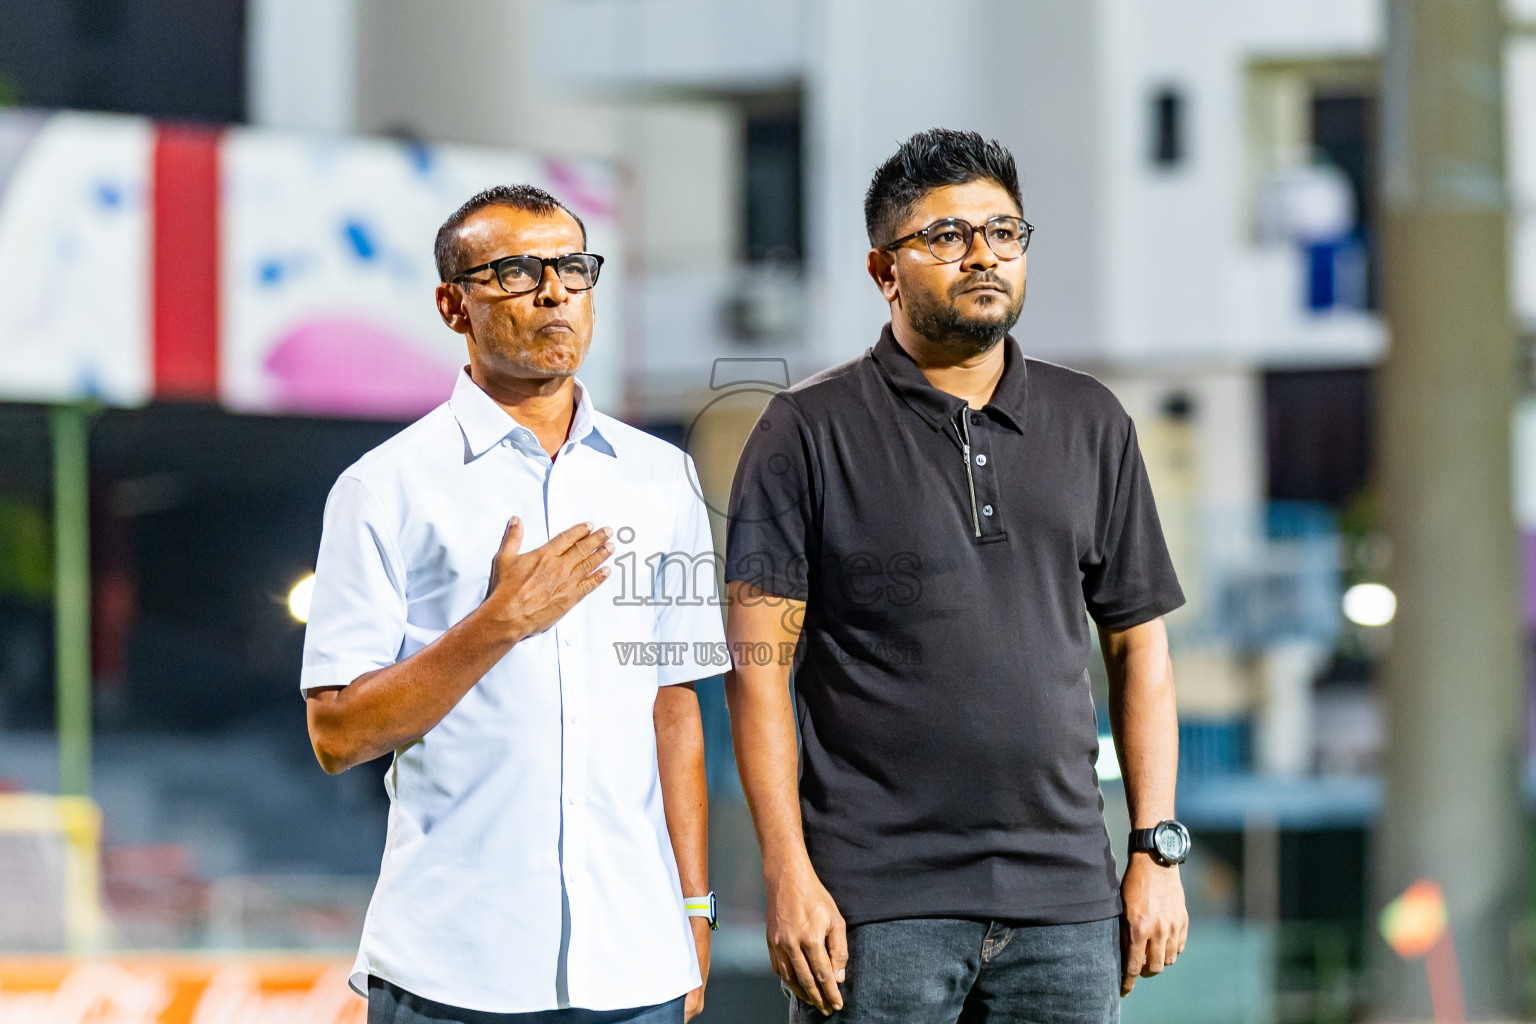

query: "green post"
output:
51 403 92 797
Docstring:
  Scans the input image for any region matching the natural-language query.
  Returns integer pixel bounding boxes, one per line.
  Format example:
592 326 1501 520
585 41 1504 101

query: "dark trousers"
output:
788 917 1120 1024
368 977 686 1024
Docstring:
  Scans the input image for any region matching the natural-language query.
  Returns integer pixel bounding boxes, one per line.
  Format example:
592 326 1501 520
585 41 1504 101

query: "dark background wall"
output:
0 0 245 122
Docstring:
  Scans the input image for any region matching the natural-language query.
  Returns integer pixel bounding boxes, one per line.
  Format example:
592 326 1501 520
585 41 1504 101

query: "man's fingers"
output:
802 935 844 1011
768 949 808 1005
577 567 611 596
829 915 849 982
1122 946 1144 996
1141 933 1167 976
498 516 524 553
1122 919 1145 995
785 948 826 1013
574 535 615 576
548 521 600 556
564 526 612 567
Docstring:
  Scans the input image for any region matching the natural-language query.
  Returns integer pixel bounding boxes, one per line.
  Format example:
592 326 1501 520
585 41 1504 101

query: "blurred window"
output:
1264 368 1374 505
1311 93 1378 308
1151 86 1185 168
1247 60 1380 310
744 106 803 264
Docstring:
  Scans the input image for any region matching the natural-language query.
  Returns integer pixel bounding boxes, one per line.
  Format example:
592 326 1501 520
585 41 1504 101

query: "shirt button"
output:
500 438 511 447
982 504 994 517
566 795 576 806
562 636 572 647
974 454 987 467
971 414 982 424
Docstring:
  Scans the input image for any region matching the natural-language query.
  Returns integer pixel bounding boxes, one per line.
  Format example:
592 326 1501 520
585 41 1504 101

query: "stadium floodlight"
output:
288 573 316 623
1343 582 1396 627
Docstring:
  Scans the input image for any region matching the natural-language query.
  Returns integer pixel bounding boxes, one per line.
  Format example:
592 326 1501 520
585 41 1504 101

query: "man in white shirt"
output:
300 185 724 1023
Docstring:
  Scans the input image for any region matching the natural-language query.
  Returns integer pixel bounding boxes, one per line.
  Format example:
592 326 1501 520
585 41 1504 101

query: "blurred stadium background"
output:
1 1 1535 1021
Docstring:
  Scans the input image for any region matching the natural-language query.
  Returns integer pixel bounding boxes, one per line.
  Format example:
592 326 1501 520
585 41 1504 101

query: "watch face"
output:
1154 822 1190 863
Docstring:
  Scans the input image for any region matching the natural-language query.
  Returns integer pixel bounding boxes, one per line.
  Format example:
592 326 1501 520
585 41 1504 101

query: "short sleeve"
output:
1081 419 1186 630
299 475 408 694
724 393 816 601
654 454 729 685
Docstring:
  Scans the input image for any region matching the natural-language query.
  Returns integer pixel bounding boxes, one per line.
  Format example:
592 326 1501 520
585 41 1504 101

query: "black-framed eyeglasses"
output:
882 216 1033 263
451 252 606 294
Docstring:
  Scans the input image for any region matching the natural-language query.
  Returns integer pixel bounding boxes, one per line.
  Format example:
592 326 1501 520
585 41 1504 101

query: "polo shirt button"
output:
971 414 982 424
982 504 994 517
974 454 987 467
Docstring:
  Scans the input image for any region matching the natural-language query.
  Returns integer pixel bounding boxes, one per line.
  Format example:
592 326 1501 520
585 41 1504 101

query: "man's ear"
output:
867 248 899 302
436 281 473 335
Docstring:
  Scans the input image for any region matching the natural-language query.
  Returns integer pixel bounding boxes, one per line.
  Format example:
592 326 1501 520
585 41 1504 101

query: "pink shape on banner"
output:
264 317 455 418
543 158 615 219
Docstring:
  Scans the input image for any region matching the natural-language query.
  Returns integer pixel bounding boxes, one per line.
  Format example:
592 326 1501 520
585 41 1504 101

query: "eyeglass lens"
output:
925 218 1028 262
496 254 602 293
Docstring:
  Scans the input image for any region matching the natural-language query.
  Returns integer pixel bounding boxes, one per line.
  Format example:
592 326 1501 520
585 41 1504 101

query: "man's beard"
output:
904 271 1024 357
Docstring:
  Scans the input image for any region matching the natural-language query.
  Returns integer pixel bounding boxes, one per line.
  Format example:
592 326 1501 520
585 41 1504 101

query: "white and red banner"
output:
0 111 622 418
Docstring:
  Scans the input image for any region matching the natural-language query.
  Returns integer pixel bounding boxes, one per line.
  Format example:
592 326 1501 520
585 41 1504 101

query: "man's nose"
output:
960 228 998 272
534 266 568 306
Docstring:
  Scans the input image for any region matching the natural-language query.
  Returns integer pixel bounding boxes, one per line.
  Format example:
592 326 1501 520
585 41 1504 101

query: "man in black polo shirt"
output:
724 129 1190 1023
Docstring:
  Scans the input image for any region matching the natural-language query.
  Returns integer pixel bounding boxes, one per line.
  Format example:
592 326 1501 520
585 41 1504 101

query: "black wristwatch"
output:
1129 820 1191 866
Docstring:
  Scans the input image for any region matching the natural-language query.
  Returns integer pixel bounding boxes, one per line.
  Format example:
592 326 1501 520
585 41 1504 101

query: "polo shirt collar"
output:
449 367 619 460
870 323 1027 433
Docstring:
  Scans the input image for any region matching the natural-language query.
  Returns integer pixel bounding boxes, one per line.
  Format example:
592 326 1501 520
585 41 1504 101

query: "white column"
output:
246 0 359 133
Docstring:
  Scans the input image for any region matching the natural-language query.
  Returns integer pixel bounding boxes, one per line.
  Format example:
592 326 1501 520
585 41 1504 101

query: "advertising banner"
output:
0 956 363 1024
0 110 622 417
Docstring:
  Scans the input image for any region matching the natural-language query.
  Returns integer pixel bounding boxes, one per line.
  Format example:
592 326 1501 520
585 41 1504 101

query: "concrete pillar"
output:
1372 1 1524 1017
246 0 359 132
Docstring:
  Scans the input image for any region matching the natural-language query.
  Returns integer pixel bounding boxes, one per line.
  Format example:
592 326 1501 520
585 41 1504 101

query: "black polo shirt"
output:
724 324 1185 926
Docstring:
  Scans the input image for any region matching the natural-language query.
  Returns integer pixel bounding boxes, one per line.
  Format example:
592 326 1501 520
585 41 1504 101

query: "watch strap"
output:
684 892 718 930
1128 827 1159 855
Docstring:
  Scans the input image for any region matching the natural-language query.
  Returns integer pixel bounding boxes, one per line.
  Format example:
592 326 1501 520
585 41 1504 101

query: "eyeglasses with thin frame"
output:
882 216 1033 264
451 252 606 294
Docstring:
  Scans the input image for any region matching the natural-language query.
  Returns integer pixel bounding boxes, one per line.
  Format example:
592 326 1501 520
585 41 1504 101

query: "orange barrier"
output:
0 955 364 1024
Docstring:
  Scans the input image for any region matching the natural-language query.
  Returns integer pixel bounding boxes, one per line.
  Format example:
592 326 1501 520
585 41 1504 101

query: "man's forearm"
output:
723 582 812 875
1101 618 1179 829
655 683 710 896
305 604 518 773
724 662 811 875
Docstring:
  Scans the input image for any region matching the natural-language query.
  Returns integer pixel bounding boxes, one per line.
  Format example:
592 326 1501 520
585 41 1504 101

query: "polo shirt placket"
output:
955 407 1006 544
510 424 595 1004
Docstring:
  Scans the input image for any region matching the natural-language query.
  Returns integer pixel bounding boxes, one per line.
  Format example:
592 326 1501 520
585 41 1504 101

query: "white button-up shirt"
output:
300 369 726 1013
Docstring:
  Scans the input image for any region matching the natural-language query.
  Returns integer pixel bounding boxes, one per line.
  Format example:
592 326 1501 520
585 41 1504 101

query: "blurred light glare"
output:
288 573 316 622
1095 734 1121 781
1343 582 1396 626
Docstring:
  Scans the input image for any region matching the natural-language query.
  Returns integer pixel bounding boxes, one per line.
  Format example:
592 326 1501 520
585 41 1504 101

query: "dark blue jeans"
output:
788 917 1120 1024
368 977 685 1024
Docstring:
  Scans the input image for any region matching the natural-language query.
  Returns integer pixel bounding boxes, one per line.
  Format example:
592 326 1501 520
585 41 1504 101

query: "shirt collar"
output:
449 367 619 460
870 323 1027 433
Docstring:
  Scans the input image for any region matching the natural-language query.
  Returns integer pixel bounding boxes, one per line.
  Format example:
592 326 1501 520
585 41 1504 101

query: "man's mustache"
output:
950 272 1013 299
